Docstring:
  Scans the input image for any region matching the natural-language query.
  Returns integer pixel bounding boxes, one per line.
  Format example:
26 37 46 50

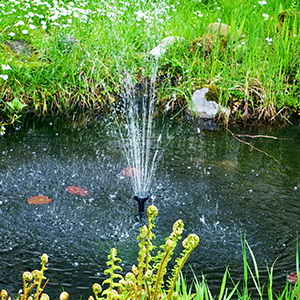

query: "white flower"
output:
14 20 25 26
28 12 34 17
0 126 5 136
262 13 269 20
29 24 36 29
8 32 15 36
241 41 246 45
0 74 8 80
217 18 221 22
217 7 221 9
22 29 29 34
2 64 11 70
265 37 272 44
265 37 272 42
258 0 267 6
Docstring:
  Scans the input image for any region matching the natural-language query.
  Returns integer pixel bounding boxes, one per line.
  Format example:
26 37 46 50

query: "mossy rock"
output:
3 39 34 60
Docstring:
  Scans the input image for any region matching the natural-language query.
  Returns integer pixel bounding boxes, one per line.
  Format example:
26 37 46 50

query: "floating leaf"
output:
288 272 298 283
66 186 89 196
121 167 137 178
27 195 52 205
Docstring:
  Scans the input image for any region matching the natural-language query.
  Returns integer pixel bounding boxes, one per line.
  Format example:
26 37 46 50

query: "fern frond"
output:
166 234 199 300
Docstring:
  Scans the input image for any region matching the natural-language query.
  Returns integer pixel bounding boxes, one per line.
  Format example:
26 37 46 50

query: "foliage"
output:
0 0 299 128
1 215 300 300
0 254 50 300
90 205 199 300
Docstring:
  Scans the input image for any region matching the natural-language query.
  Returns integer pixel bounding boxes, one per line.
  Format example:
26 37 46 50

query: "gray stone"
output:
188 88 219 119
149 36 185 59
4 39 33 60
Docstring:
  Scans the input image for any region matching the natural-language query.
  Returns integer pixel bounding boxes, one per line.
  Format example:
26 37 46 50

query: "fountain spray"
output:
119 68 161 216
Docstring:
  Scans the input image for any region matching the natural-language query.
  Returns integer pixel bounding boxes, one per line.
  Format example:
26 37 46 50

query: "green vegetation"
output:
0 0 299 127
1 206 299 300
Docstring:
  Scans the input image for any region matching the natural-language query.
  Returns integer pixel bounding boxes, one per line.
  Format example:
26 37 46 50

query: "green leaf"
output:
6 98 27 112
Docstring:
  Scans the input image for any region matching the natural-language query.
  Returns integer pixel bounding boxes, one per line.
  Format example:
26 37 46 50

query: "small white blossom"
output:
0 126 5 136
217 18 221 22
8 32 15 36
262 13 269 20
0 74 8 80
2 64 11 70
266 37 272 45
22 29 29 34
14 20 25 26
29 24 36 29
258 1 267 6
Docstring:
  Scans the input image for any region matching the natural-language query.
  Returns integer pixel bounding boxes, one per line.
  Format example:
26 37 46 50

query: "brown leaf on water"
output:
66 186 89 196
121 167 137 178
27 195 52 205
288 272 298 283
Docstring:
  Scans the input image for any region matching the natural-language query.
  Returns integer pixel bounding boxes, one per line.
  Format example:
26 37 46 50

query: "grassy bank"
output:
0 0 299 129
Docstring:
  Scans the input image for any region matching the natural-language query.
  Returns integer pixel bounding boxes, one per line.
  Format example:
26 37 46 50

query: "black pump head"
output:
134 194 149 216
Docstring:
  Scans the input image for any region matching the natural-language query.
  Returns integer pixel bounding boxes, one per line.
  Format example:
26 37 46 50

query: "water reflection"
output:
0 118 299 298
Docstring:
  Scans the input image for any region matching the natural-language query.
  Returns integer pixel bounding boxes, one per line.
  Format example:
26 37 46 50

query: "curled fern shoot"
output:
145 205 158 273
166 234 200 300
137 225 148 290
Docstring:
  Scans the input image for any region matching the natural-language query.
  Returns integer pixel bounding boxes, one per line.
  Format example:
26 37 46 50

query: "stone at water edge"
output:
185 88 230 120
27 195 52 205
121 167 137 178
66 186 89 196
149 36 185 59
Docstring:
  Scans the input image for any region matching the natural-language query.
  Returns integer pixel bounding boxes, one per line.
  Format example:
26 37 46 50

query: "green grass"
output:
0 0 299 127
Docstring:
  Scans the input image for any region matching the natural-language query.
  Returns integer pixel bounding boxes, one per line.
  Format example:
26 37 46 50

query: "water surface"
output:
0 117 299 298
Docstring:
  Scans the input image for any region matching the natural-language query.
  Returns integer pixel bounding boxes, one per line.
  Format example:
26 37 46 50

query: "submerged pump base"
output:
134 194 149 216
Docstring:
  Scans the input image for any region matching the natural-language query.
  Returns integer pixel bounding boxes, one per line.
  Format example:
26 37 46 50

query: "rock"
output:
149 36 185 59
206 22 242 40
185 87 231 124
4 39 33 60
187 88 218 119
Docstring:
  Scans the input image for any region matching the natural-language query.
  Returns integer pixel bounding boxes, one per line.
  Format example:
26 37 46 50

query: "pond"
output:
0 116 299 298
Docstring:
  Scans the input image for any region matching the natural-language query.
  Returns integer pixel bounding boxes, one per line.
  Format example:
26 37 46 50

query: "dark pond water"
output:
0 116 300 298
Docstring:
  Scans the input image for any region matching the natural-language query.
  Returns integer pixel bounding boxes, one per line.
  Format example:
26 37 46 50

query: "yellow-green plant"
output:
1 254 49 300
92 205 199 300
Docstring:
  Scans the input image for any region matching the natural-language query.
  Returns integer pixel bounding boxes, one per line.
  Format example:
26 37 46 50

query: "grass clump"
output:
0 0 299 128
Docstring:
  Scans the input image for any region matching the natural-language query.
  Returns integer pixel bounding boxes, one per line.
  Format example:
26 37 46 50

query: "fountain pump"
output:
134 194 149 216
